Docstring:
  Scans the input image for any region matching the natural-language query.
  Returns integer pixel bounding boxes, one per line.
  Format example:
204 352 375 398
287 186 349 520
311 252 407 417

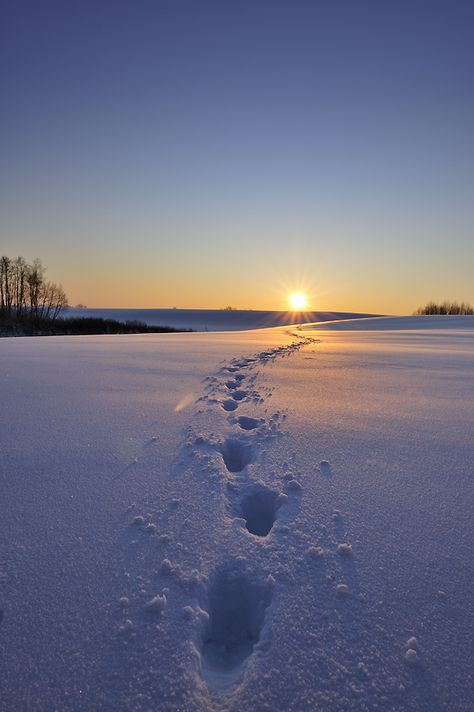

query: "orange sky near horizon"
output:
44 239 471 316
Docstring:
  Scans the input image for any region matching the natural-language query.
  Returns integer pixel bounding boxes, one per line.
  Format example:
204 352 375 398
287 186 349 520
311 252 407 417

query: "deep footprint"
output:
232 390 248 401
201 565 272 689
240 484 280 536
237 416 261 431
222 399 238 412
221 437 254 472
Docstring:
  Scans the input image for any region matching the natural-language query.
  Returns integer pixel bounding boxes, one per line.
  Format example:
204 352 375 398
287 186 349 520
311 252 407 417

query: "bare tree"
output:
0 255 68 320
36 280 68 319
0 256 12 313
27 258 45 317
12 256 29 315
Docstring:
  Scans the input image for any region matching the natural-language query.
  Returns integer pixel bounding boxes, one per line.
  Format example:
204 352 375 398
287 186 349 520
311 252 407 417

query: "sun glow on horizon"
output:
289 291 308 311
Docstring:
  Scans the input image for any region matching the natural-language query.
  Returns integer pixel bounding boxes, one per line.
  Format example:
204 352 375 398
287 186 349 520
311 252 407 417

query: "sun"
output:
289 292 308 311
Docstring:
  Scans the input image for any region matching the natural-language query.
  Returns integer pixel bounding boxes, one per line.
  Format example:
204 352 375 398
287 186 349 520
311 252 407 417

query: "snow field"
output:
1 317 473 711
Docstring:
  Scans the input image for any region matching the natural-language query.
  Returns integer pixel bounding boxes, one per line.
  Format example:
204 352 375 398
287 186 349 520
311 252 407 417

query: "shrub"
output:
414 301 474 315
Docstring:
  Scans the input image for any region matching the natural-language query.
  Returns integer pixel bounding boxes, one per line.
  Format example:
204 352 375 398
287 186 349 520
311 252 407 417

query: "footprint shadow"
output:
220 437 254 473
200 562 273 690
221 399 238 412
240 484 281 537
237 416 261 431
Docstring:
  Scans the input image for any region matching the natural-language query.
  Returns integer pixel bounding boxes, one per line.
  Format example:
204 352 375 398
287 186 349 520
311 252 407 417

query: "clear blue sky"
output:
1 0 473 311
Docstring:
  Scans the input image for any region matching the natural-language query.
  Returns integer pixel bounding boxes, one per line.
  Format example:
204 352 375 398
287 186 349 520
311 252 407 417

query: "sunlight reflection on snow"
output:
174 392 197 412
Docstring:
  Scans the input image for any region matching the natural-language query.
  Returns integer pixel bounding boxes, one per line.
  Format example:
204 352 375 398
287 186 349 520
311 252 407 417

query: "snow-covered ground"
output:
1 316 473 711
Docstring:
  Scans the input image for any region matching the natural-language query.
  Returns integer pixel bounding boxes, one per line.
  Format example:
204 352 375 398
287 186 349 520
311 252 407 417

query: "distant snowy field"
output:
1 316 473 712
65 308 373 331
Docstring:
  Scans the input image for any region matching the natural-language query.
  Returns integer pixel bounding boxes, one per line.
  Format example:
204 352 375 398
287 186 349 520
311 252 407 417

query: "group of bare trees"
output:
414 300 473 315
0 256 68 320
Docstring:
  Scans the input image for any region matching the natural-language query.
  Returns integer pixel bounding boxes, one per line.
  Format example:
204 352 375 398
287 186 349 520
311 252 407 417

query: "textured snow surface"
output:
0 318 473 711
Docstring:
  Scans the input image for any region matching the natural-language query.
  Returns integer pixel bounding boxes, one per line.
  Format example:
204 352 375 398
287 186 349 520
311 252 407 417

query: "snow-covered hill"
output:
64 308 374 332
1 317 473 711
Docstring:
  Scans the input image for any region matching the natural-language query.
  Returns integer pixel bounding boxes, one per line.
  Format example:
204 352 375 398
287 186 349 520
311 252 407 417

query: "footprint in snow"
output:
240 483 282 537
220 437 254 473
200 564 273 690
237 416 261 431
222 399 239 412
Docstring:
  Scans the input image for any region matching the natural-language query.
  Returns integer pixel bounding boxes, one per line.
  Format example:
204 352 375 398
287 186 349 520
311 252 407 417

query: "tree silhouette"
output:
0 255 68 319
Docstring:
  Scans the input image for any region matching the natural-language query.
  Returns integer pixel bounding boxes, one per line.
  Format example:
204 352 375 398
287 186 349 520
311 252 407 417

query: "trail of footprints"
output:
118 334 423 701
121 334 349 696
196 338 316 689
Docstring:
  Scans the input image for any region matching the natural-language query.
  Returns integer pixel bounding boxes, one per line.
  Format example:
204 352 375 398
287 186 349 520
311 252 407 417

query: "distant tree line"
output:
0 255 68 320
414 300 473 315
0 255 191 337
3 315 190 336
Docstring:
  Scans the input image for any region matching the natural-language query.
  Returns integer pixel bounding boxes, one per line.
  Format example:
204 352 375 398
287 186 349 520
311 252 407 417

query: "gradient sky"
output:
1 0 473 313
